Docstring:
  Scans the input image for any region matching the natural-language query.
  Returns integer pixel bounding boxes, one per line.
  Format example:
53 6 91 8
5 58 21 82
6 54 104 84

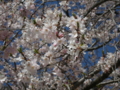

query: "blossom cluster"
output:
0 0 119 90
97 52 120 72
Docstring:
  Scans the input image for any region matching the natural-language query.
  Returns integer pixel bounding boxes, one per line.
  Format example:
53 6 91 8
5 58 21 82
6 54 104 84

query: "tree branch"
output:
71 58 120 90
72 67 101 89
86 38 112 51
82 58 120 90
83 0 111 17
98 78 120 86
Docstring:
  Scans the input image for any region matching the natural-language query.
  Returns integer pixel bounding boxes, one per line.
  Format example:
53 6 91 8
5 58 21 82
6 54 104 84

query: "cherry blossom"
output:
0 0 120 90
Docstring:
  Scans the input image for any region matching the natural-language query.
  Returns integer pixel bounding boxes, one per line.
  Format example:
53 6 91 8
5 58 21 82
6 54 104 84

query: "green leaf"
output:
18 47 23 53
33 19 37 25
59 13 62 18
102 50 105 57
82 34 85 39
72 13 77 19
34 49 39 54
77 22 79 29
9 53 13 57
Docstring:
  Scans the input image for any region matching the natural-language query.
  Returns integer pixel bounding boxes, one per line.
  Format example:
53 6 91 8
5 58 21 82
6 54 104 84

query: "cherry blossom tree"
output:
0 0 120 90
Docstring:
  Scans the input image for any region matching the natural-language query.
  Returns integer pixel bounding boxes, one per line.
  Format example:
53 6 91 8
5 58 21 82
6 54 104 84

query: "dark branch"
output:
71 58 120 90
83 0 111 17
86 39 112 51
82 58 120 90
